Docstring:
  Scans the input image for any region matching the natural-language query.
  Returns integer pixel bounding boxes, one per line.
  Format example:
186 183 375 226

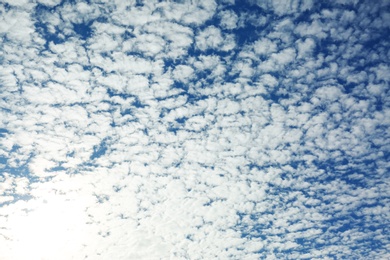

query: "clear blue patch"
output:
0 128 9 137
122 30 135 40
90 140 108 160
73 22 93 39
172 82 189 92
120 108 132 116
167 125 180 134
2 164 30 178
0 156 7 170
175 117 188 124
48 165 67 172
132 98 147 108
135 0 144 7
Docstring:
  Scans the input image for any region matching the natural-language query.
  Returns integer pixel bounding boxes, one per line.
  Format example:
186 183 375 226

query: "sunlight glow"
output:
9 196 87 260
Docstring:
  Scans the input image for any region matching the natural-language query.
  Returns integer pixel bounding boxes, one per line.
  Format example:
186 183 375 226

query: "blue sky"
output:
0 0 389 259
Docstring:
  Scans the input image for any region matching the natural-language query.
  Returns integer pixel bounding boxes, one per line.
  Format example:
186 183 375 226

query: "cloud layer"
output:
1 0 389 259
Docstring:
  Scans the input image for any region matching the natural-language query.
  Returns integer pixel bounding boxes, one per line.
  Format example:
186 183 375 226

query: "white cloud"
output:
1 0 30 7
253 38 278 56
196 26 224 51
36 0 62 7
0 9 35 43
259 47 296 72
219 10 238 30
251 0 313 16
295 20 328 39
0 0 389 259
159 0 217 25
172 65 194 83
296 37 316 59
260 74 278 87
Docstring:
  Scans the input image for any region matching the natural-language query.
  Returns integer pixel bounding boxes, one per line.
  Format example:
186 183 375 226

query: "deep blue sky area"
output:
0 0 389 259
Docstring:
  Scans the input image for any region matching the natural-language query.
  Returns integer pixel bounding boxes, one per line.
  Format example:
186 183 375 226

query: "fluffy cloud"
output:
0 0 389 259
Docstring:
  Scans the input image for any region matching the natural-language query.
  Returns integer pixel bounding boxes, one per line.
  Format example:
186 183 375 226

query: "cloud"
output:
219 10 239 30
250 0 314 16
296 38 316 59
195 26 236 52
0 7 35 43
0 0 389 259
36 0 61 7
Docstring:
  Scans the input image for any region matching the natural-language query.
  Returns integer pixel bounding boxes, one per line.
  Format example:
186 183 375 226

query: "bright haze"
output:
0 0 389 259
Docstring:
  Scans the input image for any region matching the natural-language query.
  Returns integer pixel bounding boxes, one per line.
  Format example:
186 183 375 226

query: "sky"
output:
0 0 389 259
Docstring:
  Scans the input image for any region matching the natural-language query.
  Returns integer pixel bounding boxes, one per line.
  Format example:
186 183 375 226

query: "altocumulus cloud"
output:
0 0 389 259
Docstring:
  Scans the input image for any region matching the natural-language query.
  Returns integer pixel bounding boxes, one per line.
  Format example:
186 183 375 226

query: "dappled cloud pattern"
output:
0 0 389 259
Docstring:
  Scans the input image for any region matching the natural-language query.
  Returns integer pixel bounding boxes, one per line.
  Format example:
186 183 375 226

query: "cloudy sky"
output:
0 0 389 259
